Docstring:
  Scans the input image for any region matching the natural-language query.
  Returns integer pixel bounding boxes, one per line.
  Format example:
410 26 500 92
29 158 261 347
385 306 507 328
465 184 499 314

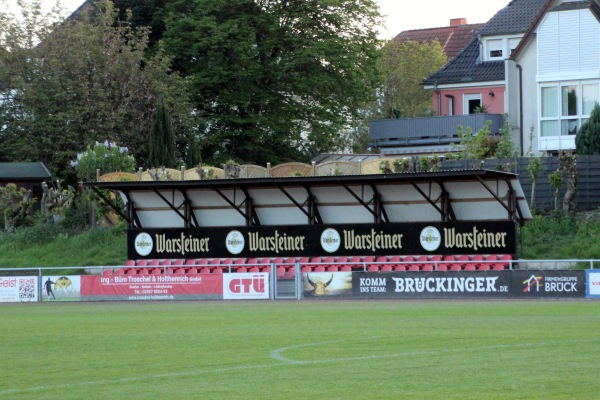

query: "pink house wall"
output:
432 86 505 116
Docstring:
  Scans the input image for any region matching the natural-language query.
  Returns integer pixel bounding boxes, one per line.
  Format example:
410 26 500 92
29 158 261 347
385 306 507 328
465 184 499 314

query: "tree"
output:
576 103 600 154
0 0 195 179
162 0 382 165
148 97 177 168
380 39 447 118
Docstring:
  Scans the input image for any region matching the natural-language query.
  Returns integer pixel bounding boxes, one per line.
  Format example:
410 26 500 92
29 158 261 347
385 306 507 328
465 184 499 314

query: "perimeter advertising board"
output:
80 274 223 301
129 221 516 260
302 271 586 299
42 276 81 302
0 276 38 302
587 270 600 299
511 270 585 298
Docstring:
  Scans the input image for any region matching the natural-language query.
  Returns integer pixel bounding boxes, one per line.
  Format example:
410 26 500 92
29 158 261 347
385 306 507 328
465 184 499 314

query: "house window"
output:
483 36 523 61
463 94 481 115
540 81 600 140
488 39 503 59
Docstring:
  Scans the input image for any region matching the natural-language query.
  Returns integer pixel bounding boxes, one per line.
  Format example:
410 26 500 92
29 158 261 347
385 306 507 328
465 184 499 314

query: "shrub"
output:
72 141 136 181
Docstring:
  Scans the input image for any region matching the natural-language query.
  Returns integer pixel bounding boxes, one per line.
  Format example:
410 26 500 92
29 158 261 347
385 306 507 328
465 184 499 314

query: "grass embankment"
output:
0 222 126 268
1 211 600 268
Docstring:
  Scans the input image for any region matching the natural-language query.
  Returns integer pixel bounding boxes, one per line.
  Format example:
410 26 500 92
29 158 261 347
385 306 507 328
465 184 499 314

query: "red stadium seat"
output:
161 259 173 266
148 259 160 266
380 265 393 272
185 259 198 266
103 269 113 275
367 265 379 272
246 257 258 265
221 258 234 267
125 260 136 267
136 260 148 267
172 259 185 266
398 256 414 271
200 267 211 274
138 268 149 275
430 255 442 271
276 266 286 278
499 254 513 269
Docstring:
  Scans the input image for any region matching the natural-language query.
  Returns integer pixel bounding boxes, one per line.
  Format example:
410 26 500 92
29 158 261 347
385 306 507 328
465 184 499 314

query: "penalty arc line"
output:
2 337 597 395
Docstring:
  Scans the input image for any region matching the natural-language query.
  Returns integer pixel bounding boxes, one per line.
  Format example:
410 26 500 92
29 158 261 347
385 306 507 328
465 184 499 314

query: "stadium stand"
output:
120 253 514 275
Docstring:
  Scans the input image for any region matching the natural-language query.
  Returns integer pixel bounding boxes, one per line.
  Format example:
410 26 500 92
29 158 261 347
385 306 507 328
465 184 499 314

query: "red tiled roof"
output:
393 23 483 59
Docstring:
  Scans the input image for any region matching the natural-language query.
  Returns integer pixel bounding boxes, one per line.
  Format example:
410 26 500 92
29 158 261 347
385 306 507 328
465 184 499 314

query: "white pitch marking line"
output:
2 338 597 395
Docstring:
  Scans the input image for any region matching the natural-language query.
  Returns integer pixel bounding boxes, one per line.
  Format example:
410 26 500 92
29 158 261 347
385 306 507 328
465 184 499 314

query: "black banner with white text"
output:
128 221 516 260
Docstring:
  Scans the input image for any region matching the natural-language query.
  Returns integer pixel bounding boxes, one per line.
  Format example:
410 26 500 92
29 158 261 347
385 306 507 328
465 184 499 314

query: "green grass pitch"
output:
1 300 599 399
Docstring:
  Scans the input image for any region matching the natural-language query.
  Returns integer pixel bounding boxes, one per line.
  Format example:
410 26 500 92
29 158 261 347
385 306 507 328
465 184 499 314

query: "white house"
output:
508 0 600 154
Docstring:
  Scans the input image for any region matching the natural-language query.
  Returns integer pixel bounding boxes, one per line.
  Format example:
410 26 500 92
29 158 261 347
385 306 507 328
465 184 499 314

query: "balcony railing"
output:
369 114 505 148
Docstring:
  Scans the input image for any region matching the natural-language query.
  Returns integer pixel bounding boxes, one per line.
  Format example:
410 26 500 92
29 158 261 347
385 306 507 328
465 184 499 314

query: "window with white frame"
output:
540 81 600 138
483 35 523 61
488 39 503 59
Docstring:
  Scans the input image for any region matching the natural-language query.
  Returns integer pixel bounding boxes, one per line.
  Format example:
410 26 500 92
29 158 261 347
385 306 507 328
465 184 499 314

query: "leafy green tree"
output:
380 39 447 118
576 103 600 154
162 0 382 164
0 0 194 179
148 97 177 168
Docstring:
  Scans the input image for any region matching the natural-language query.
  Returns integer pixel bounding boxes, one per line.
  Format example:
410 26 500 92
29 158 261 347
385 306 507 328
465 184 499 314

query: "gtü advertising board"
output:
223 273 270 300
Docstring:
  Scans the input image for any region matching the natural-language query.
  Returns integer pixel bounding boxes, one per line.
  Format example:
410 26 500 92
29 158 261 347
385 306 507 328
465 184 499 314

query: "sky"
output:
7 0 513 39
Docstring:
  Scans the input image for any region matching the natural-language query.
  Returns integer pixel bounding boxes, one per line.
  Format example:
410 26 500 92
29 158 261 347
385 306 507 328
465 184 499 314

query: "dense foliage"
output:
379 39 447 118
0 0 195 181
161 0 382 164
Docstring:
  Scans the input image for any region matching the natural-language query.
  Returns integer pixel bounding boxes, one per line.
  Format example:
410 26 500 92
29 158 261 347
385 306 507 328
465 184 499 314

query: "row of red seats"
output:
111 254 513 275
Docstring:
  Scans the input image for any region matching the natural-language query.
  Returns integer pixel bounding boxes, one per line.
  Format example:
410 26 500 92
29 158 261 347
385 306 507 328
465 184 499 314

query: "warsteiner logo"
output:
134 233 153 256
225 230 245 255
420 226 441 252
320 228 341 253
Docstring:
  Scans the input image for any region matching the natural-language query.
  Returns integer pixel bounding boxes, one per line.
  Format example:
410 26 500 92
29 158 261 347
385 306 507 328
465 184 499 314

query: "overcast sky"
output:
8 0 512 39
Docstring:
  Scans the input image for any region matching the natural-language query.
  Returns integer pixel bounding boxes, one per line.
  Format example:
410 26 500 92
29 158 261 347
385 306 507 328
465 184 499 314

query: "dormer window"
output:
488 39 503 59
483 35 523 61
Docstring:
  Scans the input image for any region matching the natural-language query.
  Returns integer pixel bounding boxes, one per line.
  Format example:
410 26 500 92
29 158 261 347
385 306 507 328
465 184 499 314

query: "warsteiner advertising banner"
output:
80 274 223 301
128 221 516 260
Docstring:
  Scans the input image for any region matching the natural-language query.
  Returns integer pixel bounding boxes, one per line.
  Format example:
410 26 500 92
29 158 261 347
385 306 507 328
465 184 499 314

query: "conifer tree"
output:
148 97 177 168
576 103 600 154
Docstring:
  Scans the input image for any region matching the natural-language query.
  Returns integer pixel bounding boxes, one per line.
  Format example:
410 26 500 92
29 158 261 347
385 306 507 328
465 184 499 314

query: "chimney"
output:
450 18 467 26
